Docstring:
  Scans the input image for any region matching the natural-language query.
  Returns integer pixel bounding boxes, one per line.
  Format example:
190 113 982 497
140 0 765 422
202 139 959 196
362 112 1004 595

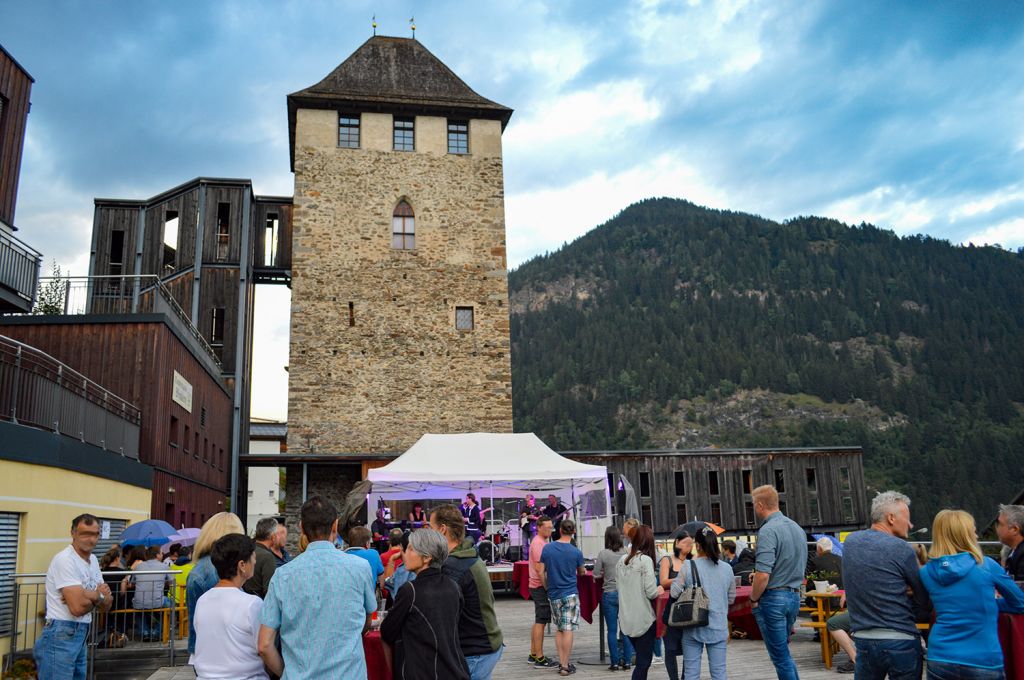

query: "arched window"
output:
392 201 415 249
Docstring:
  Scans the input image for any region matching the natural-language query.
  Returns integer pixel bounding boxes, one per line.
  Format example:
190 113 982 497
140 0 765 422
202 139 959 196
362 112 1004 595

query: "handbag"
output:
667 559 710 628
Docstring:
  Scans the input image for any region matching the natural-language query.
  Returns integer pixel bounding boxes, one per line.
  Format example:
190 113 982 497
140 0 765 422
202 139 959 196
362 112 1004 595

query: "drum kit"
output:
478 519 525 564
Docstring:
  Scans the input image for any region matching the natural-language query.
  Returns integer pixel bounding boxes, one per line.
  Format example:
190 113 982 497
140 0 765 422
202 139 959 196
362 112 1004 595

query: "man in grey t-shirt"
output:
750 485 806 680
843 490 929 680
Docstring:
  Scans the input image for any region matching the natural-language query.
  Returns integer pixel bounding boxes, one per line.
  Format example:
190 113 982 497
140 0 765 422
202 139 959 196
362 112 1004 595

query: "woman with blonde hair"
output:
920 509 1024 679
185 512 245 656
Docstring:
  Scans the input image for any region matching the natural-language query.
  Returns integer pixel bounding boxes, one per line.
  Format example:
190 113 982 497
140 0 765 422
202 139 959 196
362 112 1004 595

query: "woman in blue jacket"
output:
920 509 1024 679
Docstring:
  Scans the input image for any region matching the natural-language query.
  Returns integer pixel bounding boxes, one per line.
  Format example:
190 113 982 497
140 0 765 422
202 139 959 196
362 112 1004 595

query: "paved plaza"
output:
149 593 847 680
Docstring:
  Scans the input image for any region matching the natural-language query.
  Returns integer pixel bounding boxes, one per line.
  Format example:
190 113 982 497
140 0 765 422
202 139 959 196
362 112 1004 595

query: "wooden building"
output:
0 314 233 526
87 177 293 503
0 44 41 313
569 447 867 535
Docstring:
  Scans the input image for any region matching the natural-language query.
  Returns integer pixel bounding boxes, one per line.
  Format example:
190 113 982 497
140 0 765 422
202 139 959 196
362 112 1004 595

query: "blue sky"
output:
3 0 1023 420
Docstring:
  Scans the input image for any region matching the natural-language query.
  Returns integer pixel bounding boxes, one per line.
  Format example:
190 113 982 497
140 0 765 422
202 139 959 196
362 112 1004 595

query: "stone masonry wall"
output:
287 111 514 454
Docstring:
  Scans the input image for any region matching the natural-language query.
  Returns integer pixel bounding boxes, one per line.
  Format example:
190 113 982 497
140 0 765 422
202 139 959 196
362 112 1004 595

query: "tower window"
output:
393 117 415 151
392 201 415 250
455 306 474 331
108 230 125 276
339 114 360 148
264 213 279 266
216 203 230 261
162 211 179 273
211 307 226 349
447 120 468 154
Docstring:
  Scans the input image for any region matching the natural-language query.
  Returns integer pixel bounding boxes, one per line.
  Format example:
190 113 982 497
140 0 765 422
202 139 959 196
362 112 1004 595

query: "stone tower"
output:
286 37 514 455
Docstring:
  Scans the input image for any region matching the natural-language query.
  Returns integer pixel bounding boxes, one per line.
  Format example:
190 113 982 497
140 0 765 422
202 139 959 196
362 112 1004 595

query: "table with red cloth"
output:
654 585 760 640
511 560 602 624
364 630 388 680
1000 613 1024 680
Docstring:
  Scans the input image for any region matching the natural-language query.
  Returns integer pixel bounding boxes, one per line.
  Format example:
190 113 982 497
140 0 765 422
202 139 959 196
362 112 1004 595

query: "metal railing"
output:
0 335 141 458
3 571 185 678
37 274 222 369
0 227 42 308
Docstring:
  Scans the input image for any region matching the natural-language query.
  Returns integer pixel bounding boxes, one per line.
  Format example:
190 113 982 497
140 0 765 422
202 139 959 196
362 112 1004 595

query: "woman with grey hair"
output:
380 529 469 680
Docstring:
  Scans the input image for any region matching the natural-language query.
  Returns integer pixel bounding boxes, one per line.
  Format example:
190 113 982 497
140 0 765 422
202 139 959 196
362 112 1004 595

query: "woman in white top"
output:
192 534 268 680
670 526 736 680
615 525 664 680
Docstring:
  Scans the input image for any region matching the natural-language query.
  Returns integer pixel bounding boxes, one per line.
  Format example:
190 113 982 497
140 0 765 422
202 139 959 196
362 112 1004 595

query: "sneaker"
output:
837 660 855 674
533 656 558 669
607 663 619 671
558 664 577 676
619 663 631 671
652 656 664 665
528 654 540 664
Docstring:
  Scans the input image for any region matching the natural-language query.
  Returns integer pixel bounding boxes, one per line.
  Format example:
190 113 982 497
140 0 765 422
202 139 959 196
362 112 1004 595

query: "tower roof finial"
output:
409 16 416 40
372 14 377 36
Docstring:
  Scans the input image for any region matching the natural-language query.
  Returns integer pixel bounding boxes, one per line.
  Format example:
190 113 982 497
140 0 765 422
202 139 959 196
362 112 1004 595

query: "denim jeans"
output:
854 638 922 680
752 589 801 680
663 626 683 680
927 660 1004 680
466 645 503 680
602 591 635 666
34 619 89 680
683 634 728 680
627 622 657 680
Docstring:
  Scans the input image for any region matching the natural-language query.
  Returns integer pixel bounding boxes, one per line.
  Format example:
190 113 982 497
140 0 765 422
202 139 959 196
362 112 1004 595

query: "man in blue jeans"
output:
750 485 807 680
843 490 930 680
34 514 113 680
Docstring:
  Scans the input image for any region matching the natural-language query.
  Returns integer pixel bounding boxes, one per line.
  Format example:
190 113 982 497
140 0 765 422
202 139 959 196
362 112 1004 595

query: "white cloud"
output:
821 186 936 234
504 79 661 150
950 185 1024 221
962 217 1024 249
505 153 730 267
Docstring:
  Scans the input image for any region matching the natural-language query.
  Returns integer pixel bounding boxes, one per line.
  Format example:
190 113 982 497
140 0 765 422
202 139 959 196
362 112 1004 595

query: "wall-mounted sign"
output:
172 370 193 413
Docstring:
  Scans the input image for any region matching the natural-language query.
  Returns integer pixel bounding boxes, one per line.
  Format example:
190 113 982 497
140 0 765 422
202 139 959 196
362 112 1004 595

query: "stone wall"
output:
282 463 363 551
287 110 513 455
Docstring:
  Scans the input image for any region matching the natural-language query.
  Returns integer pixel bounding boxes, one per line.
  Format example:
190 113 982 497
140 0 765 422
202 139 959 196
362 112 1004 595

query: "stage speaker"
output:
506 545 523 562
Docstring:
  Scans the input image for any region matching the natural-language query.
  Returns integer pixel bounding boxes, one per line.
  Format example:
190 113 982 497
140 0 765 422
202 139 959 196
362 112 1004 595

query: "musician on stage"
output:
520 494 541 543
408 502 427 524
542 494 569 534
460 493 490 544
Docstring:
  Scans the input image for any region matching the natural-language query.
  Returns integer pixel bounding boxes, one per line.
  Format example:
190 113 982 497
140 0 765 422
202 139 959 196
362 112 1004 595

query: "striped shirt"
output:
260 541 376 679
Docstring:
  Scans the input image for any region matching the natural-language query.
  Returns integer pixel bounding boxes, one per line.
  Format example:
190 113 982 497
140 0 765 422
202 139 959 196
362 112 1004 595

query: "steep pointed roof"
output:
287 37 513 169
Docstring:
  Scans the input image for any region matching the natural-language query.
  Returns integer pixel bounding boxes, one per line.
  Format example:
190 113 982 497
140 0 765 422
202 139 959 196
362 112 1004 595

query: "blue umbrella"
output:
119 519 177 547
812 533 843 557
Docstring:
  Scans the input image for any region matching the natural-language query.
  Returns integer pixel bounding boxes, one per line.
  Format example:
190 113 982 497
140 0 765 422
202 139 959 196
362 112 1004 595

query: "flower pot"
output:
813 580 829 594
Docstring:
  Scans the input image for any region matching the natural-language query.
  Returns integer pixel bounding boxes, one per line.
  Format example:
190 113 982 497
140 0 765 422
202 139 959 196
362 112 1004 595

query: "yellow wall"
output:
0 460 152 658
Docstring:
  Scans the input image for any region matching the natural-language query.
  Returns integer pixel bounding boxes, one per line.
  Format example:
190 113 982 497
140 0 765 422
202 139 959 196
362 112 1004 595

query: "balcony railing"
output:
0 334 141 458
37 275 222 369
0 226 42 312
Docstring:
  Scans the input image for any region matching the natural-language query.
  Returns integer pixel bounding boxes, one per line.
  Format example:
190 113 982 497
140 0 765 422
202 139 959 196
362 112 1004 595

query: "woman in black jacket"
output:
381 528 469 680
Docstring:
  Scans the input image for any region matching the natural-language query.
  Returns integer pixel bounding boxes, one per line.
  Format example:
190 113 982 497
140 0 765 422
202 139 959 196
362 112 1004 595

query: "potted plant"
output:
807 570 839 593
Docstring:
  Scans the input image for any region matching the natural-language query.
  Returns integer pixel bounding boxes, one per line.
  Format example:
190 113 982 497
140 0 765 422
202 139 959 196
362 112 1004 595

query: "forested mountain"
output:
509 198 1024 525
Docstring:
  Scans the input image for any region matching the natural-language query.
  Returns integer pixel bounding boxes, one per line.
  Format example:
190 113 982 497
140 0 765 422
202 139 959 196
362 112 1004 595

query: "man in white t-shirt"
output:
34 514 113 680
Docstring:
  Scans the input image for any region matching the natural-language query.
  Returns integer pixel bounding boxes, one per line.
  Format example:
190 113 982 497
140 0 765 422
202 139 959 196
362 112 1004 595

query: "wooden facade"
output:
0 316 233 524
0 45 32 229
569 447 867 535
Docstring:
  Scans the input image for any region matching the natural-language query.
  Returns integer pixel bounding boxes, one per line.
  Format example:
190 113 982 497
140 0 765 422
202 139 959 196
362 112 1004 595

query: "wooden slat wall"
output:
573 449 867 534
0 320 232 521
0 50 33 227
198 267 239 367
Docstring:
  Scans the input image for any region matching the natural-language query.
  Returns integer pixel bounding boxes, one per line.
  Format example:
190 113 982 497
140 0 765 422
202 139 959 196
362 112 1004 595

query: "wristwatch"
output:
97 592 106 604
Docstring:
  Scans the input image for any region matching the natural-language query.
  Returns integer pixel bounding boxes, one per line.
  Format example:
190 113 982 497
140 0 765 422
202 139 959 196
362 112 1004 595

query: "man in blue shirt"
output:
843 490 929 680
750 485 807 680
258 496 376 679
539 518 586 675
346 525 386 593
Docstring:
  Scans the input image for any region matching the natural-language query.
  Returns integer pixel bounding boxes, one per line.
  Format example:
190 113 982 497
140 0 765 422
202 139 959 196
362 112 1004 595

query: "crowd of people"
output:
30 489 1024 680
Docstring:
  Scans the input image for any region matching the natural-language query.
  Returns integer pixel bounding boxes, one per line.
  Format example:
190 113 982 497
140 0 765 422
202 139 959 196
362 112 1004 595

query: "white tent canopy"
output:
368 432 608 499
367 433 612 556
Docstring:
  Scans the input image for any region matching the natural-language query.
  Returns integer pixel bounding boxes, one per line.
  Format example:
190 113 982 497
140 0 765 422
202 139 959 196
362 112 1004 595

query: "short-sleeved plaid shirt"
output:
260 541 376 679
